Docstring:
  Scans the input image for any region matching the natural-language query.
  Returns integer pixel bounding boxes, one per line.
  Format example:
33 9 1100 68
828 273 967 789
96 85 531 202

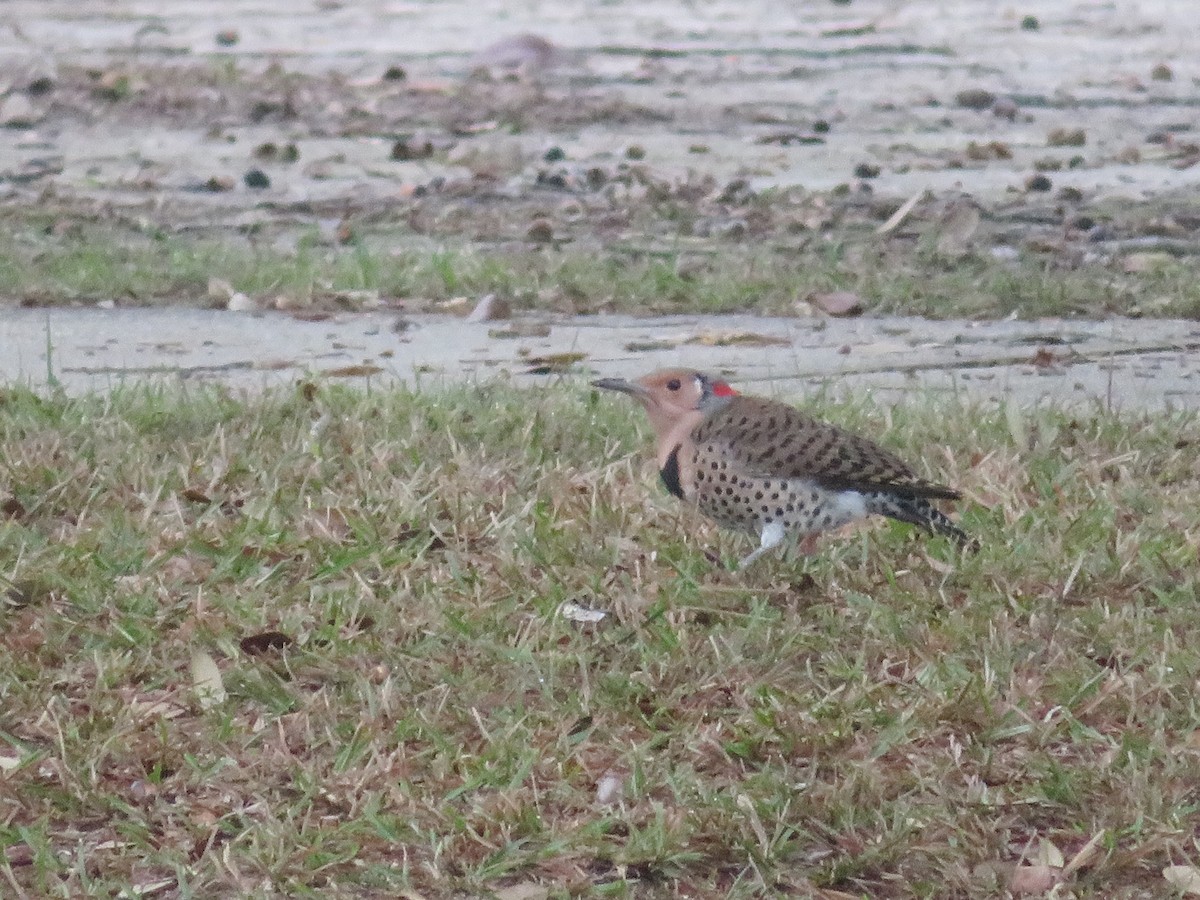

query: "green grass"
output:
3 214 1200 320
1 382 1199 897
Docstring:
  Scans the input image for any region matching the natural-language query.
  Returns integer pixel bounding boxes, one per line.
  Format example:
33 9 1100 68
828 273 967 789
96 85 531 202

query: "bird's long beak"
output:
591 377 648 397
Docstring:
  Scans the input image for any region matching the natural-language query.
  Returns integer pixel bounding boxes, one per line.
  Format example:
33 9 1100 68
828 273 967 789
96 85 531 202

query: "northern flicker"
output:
593 369 972 568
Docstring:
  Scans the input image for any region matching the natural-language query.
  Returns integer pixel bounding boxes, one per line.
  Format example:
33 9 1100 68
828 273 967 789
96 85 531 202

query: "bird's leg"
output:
796 533 821 556
737 521 786 570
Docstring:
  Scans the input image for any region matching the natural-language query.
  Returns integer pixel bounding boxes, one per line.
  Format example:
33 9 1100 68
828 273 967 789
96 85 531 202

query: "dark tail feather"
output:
871 494 977 552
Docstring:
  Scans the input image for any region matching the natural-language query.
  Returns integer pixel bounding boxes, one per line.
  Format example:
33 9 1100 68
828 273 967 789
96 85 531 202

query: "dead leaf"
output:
1036 837 1065 869
876 187 927 235
596 768 625 804
1123 251 1175 273
493 882 549 900
1030 347 1060 369
525 352 587 374
1063 830 1106 876
1165 865 1200 895
437 296 473 316
624 339 677 352
1009 864 1062 894
4 844 33 866
808 292 863 317
252 358 295 371
181 488 212 504
489 323 552 339
687 329 791 347
322 364 384 377
558 601 607 624
190 650 226 709
466 293 511 323
125 877 176 897
240 631 294 656
1047 127 1086 147
4 581 46 609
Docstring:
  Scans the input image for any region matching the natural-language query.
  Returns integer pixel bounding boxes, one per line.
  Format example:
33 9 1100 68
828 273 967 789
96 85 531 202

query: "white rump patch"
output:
831 490 868 522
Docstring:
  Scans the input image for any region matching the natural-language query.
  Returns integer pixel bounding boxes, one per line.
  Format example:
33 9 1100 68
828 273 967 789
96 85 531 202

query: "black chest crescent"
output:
660 445 684 499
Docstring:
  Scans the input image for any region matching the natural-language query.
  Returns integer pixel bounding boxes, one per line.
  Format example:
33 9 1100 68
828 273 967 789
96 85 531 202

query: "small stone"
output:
215 29 239 46
207 278 235 302
1067 155 1086 169
1024 173 1052 192
26 76 55 96
812 119 831 133
1033 156 1062 172
1057 186 1084 202
1151 63 1173 82
1047 127 1086 147
226 292 257 312
542 145 565 162
204 175 236 192
808 291 864 317
991 96 1018 120
391 137 433 160
955 88 996 110
854 162 881 179
1071 214 1094 229
625 144 646 160
382 65 407 81
254 142 279 160
280 143 300 163
1020 15 1039 30
244 168 271 189
688 143 710 154
527 219 554 243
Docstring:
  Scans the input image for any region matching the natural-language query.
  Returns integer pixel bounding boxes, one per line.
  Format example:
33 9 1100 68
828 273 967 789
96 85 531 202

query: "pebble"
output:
227 292 256 312
243 168 271 189
527 219 554 243
955 88 996 110
1047 128 1086 147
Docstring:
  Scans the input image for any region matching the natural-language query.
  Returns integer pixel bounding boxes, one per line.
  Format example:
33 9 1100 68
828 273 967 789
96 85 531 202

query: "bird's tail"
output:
871 494 977 552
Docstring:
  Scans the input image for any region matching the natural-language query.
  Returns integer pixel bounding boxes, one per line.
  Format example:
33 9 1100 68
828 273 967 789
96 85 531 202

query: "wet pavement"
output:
4 307 1198 411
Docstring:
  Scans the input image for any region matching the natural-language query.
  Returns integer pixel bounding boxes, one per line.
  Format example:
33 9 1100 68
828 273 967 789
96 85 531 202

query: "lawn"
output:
1 381 1198 897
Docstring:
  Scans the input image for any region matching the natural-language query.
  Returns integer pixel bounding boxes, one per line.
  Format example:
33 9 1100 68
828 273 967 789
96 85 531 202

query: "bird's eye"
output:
666 378 681 391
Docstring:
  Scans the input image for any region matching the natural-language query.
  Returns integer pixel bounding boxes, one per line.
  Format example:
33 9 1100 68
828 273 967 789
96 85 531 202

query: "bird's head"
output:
592 369 737 440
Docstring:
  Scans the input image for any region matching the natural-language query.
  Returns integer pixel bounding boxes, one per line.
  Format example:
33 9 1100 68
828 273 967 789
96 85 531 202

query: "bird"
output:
592 368 972 568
